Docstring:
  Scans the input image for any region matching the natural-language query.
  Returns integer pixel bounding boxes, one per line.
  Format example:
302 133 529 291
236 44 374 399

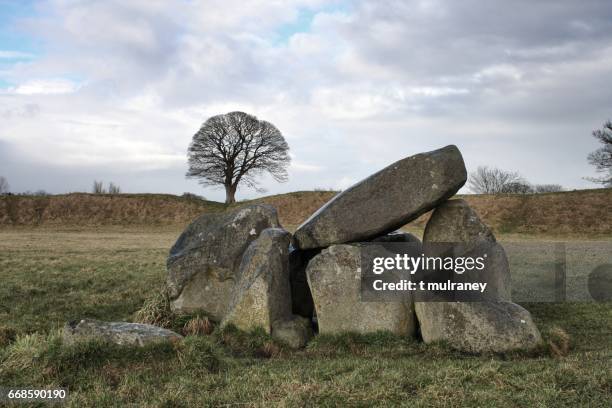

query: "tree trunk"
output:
225 184 236 204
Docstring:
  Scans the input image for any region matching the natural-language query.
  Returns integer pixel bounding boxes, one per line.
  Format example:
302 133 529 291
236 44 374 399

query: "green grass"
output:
0 228 611 406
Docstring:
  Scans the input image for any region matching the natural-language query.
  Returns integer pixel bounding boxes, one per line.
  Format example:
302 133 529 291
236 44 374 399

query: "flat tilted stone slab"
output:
293 145 467 249
63 319 183 347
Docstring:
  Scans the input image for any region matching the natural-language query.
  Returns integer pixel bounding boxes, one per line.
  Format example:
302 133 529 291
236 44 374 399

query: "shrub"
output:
535 184 564 193
182 192 206 201
92 181 106 194
108 183 121 194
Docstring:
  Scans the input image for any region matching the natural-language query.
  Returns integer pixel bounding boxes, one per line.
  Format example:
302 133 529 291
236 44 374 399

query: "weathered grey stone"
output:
293 145 466 249
288 246 319 318
62 319 182 347
221 228 292 333
422 199 511 301
306 244 416 335
272 316 314 349
167 204 281 320
415 301 542 353
416 199 541 353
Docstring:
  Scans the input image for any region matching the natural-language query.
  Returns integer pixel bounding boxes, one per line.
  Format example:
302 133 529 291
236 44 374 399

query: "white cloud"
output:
409 87 470 97
12 79 80 95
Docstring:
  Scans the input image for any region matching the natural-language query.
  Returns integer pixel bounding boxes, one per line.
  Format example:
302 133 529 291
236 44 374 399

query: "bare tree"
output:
92 180 106 194
587 120 612 187
0 176 9 194
108 182 121 194
468 166 524 194
535 184 564 193
186 111 291 204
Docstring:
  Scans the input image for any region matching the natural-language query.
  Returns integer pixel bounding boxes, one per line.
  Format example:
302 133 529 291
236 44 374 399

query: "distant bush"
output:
92 181 121 194
314 187 339 192
14 190 49 196
0 176 9 194
92 180 106 194
470 166 564 195
535 184 564 193
469 166 525 194
501 181 534 194
182 192 206 201
108 182 121 194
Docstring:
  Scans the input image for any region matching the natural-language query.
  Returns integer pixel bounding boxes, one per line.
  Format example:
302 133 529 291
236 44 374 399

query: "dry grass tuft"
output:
0 326 17 347
547 326 571 357
1 333 49 371
182 316 214 336
133 288 175 328
257 341 281 359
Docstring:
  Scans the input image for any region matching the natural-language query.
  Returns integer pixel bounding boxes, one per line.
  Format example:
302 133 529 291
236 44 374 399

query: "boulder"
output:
306 244 416 335
272 316 314 349
415 301 542 353
416 199 542 353
293 145 466 249
222 228 292 333
422 199 511 301
63 319 182 347
167 204 281 320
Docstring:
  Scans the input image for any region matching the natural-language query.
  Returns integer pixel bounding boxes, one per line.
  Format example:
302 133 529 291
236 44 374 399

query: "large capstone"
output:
293 145 467 249
63 319 182 347
167 204 281 320
422 199 511 301
306 244 416 335
415 302 542 353
222 228 293 333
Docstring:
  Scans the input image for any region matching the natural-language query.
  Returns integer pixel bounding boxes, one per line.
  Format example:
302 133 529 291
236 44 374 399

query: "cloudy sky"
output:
1 0 611 201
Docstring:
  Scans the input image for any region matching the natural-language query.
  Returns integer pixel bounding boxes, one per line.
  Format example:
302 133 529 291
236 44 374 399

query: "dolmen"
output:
165 145 542 352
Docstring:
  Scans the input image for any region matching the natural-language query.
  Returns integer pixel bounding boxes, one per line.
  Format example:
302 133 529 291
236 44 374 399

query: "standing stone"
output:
415 302 542 353
293 145 467 249
222 228 293 333
167 204 281 320
416 199 541 352
63 319 183 347
306 244 416 335
422 199 511 300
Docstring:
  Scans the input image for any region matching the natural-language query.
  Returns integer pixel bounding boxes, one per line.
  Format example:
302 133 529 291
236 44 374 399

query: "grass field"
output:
0 227 611 406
